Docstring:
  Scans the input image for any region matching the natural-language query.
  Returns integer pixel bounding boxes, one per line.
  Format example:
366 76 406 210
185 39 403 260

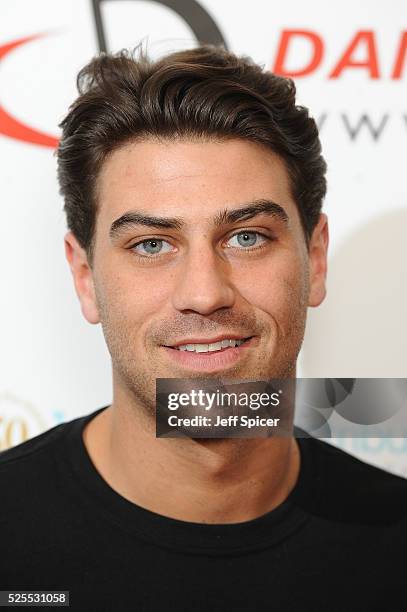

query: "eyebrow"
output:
109 198 289 240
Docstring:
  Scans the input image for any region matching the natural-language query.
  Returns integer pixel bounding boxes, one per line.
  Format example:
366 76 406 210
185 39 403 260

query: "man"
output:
1 45 406 611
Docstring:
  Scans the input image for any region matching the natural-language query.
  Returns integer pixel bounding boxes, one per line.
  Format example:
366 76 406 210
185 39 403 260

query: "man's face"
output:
66 138 328 414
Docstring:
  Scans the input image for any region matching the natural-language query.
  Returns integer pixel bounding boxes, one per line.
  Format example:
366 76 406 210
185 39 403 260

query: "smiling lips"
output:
162 336 255 371
173 338 250 353
166 336 252 353
162 332 255 373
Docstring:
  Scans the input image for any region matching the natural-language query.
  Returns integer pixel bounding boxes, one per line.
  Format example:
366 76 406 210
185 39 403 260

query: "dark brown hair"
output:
57 45 326 265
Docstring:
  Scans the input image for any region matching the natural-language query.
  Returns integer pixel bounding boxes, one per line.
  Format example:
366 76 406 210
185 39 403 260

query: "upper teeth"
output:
175 339 246 352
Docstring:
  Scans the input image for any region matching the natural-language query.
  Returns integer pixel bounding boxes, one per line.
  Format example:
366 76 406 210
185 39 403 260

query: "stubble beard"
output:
95 274 309 422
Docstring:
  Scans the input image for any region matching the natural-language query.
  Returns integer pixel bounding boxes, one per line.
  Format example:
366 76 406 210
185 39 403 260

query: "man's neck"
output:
83 398 301 524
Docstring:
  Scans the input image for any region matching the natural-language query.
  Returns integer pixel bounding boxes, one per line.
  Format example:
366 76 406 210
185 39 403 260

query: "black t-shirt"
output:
0 406 406 611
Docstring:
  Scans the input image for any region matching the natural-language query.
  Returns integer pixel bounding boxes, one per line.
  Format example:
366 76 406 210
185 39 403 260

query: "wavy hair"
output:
57 45 327 265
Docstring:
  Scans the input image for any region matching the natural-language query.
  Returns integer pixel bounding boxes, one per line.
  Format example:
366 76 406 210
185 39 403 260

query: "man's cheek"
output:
101 276 165 321
243 270 295 310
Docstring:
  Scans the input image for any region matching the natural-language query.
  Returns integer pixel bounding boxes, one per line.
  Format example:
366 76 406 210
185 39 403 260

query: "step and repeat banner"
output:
1 0 406 475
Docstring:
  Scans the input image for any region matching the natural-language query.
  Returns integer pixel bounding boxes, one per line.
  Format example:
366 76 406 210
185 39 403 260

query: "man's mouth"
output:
167 337 252 353
160 335 256 373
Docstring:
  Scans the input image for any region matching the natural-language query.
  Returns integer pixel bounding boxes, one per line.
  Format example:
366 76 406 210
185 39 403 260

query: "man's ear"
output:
64 231 100 324
308 213 329 307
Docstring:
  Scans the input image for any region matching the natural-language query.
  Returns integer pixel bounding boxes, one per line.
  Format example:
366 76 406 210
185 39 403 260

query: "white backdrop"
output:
1 0 406 476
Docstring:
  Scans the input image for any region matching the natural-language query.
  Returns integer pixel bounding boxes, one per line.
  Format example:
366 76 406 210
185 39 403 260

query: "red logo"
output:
272 30 407 79
0 34 59 148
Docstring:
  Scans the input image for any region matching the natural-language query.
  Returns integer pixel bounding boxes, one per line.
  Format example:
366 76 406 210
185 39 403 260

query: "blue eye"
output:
133 239 173 256
227 231 268 249
130 231 271 261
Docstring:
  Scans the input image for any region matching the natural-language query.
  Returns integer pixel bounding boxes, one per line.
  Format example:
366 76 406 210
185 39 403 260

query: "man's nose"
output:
171 243 236 315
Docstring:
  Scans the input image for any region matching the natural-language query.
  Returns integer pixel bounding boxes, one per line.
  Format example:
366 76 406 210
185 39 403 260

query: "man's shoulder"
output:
298 435 407 525
0 412 89 501
0 420 71 522
0 422 68 467
0 408 102 471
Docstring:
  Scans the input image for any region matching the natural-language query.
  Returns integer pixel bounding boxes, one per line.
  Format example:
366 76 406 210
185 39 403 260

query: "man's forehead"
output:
96 138 296 225
98 138 291 191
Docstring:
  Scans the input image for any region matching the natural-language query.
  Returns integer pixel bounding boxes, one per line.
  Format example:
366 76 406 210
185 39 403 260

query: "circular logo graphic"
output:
0 392 50 451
